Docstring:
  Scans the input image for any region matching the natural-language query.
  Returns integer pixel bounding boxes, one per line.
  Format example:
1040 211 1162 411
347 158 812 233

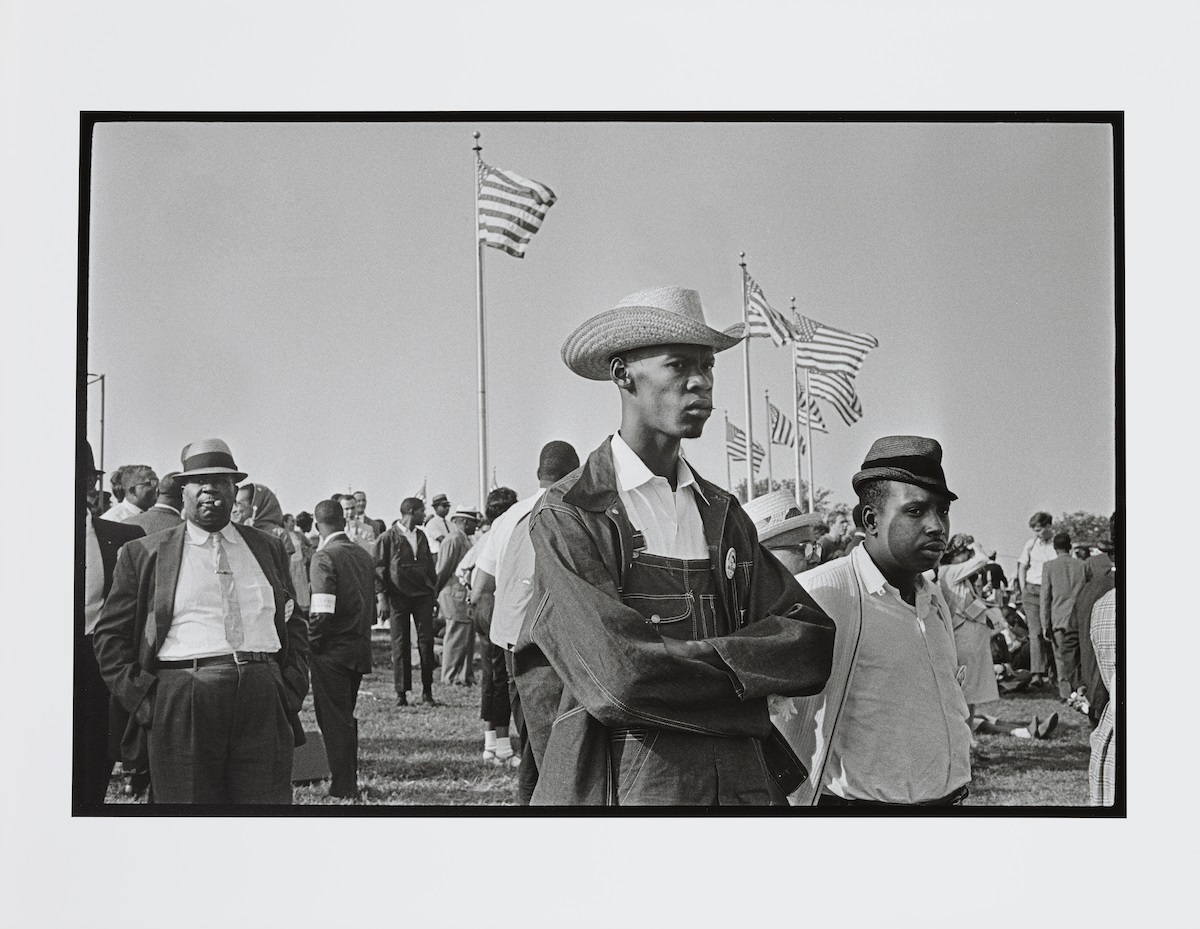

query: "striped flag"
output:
809 370 864 426
414 476 427 502
792 314 878 375
768 402 794 448
725 421 766 470
796 381 829 434
477 161 557 258
745 276 793 346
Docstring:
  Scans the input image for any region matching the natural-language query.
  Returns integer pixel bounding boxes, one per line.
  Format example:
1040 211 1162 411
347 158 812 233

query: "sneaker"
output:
1035 712 1059 739
482 748 497 763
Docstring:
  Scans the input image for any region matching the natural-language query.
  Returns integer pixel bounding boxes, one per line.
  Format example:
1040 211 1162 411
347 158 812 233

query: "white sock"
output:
1012 727 1032 739
494 737 513 758
484 731 497 751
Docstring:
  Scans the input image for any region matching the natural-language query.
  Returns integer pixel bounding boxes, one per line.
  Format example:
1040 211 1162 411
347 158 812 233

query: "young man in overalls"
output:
514 286 836 806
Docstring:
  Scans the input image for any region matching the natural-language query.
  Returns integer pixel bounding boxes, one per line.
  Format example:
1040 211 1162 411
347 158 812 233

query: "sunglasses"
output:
126 479 158 492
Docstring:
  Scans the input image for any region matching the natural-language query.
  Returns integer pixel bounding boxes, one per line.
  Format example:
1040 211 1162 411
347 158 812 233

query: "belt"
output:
157 651 276 670
818 785 969 808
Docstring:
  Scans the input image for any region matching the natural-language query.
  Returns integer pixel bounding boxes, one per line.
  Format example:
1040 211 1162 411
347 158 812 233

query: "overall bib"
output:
610 551 785 806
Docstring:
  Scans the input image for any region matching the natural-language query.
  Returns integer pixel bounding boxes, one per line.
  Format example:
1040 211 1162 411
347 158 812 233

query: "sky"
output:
87 119 1114 570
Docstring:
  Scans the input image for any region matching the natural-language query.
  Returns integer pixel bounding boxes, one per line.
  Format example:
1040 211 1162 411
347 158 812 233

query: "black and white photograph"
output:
75 115 1120 812
3 2 1188 926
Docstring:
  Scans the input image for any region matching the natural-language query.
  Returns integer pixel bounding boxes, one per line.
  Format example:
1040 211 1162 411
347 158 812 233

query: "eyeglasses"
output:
127 479 158 493
784 541 822 560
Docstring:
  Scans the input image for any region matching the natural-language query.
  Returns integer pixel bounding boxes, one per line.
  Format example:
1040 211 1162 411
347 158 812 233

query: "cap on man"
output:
774 435 975 807
743 490 825 577
92 438 310 804
514 285 835 806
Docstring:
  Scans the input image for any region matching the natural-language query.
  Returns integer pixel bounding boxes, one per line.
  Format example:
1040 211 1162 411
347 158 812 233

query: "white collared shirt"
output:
395 521 423 554
158 521 282 660
317 530 347 551
474 489 545 577
424 514 451 554
84 514 105 635
610 432 708 560
822 544 972 803
1018 536 1056 585
101 498 144 523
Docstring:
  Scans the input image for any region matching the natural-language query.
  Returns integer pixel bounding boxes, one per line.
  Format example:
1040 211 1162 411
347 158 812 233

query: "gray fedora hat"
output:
561 286 747 381
176 438 248 483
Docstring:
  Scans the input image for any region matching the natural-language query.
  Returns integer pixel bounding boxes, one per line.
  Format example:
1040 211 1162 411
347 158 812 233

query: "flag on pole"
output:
726 421 766 470
490 467 499 493
477 162 557 258
809 370 864 426
796 379 829 434
792 315 878 375
768 402 794 448
745 276 793 346
414 476 427 502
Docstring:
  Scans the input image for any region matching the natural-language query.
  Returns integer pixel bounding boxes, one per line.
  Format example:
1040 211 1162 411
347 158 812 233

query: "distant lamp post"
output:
86 372 106 475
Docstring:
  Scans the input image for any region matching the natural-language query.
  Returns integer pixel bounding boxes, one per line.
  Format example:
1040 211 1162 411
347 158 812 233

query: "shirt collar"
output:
610 432 708 504
153 503 182 516
185 520 241 546
852 542 936 599
318 530 347 551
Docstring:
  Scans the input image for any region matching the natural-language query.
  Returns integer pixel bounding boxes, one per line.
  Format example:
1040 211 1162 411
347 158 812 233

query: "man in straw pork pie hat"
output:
93 438 310 804
772 435 985 807
513 285 836 805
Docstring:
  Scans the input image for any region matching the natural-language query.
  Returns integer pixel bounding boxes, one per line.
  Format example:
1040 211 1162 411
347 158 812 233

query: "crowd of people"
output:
77 284 1118 809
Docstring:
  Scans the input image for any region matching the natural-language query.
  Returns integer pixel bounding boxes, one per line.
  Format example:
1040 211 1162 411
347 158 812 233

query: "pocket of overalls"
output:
623 593 693 641
609 727 659 804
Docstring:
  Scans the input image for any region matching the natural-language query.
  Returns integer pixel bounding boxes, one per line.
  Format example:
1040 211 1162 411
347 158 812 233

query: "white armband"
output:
311 593 336 614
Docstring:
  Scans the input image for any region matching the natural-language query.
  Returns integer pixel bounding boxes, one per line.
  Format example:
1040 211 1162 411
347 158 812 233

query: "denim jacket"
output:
514 437 836 805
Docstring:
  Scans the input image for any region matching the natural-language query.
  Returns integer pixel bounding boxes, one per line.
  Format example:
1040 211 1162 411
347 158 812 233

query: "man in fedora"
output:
514 285 835 806
774 436 976 807
743 489 826 578
424 493 452 556
435 504 480 687
93 438 310 804
77 439 145 808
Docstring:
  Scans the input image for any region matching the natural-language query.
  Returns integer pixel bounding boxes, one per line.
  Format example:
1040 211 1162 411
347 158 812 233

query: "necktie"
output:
210 531 245 650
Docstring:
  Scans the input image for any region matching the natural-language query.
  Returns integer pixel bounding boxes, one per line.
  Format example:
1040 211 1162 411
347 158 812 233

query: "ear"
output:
610 355 635 393
861 502 880 537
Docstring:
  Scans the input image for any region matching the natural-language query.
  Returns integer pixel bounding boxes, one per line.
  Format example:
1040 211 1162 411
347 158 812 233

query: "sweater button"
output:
650 614 662 624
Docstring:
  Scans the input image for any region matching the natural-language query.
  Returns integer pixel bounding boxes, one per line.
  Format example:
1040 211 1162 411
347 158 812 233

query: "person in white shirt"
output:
102 464 158 522
423 494 453 556
1017 510 1057 686
776 435 975 807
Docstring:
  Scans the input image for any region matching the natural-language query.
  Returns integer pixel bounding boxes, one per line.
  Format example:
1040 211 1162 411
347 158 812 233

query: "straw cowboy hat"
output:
176 437 248 483
742 489 824 543
851 434 956 501
561 286 747 381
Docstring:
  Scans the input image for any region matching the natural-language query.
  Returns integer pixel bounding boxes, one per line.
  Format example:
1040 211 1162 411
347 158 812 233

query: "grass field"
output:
109 637 1095 808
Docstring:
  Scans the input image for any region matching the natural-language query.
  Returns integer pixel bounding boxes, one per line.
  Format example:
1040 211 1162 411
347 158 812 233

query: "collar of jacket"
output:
563 436 737 589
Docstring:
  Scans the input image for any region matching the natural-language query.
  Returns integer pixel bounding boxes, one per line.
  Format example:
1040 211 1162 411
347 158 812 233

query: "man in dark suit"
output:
375 496 438 707
93 438 309 805
126 471 185 536
77 440 145 809
308 499 376 798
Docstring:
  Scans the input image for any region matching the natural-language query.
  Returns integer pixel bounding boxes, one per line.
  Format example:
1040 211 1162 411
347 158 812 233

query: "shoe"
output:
420 691 438 706
1035 712 1059 739
395 694 408 707
482 749 498 763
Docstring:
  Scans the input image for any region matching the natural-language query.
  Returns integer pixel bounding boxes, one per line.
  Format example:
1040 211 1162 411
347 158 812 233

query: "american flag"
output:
792 314 878 375
725 421 766 470
768 402 793 448
809 370 863 426
477 162 557 258
796 380 829 434
745 276 793 347
414 476 427 502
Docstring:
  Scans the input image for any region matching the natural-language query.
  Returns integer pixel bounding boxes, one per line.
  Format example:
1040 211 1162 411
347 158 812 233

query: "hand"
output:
134 692 154 728
768 694 797 720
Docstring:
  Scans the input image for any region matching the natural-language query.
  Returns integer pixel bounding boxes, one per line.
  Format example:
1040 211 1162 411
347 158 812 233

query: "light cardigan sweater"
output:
772 543 963 806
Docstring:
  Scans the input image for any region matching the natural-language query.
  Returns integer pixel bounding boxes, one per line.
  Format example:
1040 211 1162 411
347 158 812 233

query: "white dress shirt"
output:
1018 536 1056 585
474 489 545 578
609 432 708 560
158 521 282 660
84 514 105 635
101 498 144 523
822 544 972 803
424 514 451 554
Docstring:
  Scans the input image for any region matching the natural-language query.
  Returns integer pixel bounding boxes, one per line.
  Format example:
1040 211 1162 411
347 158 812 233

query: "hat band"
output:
860 454 946 484
183 451 240 472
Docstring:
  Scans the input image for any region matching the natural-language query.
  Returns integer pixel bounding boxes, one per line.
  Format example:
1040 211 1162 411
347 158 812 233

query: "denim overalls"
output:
609 547 784 805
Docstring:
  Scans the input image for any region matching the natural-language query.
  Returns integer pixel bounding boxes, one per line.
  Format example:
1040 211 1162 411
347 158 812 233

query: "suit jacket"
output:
308 533 375 673
125 504 184 537
93 521 311 752
80 514 145 638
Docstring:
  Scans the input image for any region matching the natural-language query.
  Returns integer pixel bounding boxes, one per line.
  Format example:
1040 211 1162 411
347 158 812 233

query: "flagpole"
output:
740 253 755 501
723 409 732 491
473 131 490 514
803 367 815 512
790 297 802 504
764 388 774 492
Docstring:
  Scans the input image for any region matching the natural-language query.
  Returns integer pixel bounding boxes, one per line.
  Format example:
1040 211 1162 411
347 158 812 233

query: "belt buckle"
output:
233 650 245 666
